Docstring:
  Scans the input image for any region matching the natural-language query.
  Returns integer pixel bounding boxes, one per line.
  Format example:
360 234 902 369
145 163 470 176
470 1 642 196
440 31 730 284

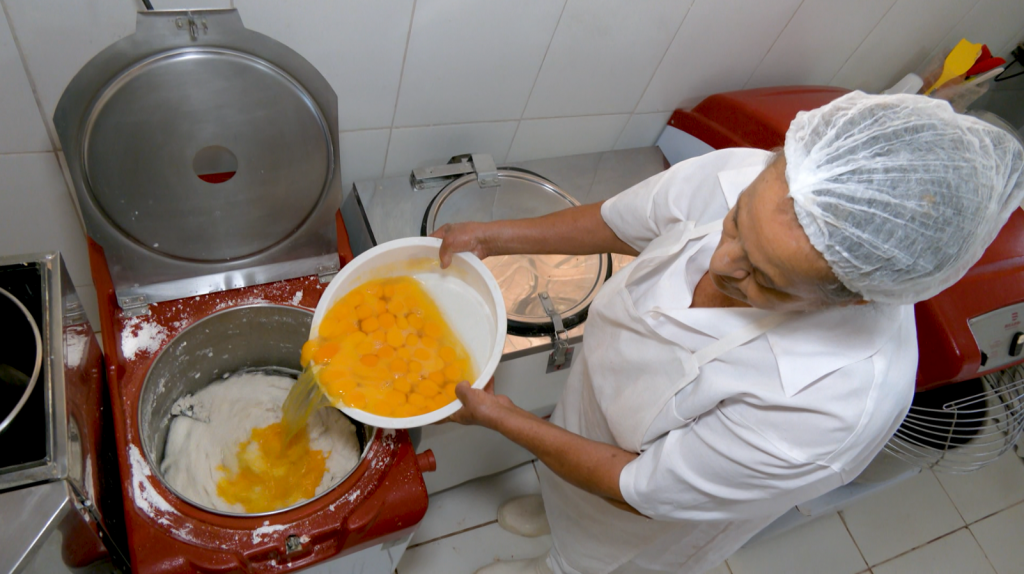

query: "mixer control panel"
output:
968 301 1024 372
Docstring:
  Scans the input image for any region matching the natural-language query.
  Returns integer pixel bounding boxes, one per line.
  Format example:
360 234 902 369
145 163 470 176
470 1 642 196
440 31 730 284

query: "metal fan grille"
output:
885 364 1024 473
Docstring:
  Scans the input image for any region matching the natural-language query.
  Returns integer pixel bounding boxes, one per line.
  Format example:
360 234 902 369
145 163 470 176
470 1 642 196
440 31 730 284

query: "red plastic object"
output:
670 86 1024 391
87 212 430 573
913 209 1024 390
668 86 851 150
416 450 437 473
965 45 1006 78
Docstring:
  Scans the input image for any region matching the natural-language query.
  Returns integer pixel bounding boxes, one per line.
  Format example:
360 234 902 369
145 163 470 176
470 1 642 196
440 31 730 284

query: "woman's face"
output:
709 157 852 312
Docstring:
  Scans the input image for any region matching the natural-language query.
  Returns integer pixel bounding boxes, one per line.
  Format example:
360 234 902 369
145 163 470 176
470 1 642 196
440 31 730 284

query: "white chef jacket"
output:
541 148 918 574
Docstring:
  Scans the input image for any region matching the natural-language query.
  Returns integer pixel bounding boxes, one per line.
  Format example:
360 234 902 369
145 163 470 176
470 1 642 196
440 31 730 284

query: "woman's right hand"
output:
430 222 493 269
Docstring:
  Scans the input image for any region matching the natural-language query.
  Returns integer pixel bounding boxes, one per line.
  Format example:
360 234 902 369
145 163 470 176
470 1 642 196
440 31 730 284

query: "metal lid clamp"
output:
412 154 500 191
539 291 573 371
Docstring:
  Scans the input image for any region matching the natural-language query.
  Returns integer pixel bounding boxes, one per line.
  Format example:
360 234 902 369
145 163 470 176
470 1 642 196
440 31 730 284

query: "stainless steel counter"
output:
342 146 669 359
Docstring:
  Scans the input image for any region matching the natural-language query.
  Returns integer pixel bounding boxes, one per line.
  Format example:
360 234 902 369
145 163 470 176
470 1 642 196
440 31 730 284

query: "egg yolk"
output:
216 422 328 513
305 276 475 418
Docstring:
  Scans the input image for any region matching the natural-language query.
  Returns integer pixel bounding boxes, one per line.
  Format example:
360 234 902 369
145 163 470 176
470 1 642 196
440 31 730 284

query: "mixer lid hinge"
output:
539 291 571 368
174 11 208 41
317 262 340 284
411 153 501 190
118 294 151 317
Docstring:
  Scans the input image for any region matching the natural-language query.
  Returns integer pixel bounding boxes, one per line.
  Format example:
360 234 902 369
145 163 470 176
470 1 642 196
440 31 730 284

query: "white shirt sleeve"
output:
600 148 771 252
619 405 845 522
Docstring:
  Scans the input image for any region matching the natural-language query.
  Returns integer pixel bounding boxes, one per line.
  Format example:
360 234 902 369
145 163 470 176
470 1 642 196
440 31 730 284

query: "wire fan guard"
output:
886 365 1024 473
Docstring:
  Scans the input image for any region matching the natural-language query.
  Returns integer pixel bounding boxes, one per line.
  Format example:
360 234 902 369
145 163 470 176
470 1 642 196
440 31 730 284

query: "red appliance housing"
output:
668 86 1024 390
88 215 432 573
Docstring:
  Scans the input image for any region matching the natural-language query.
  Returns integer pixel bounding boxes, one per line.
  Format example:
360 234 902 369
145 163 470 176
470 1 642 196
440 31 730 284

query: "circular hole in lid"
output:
193 145 238 184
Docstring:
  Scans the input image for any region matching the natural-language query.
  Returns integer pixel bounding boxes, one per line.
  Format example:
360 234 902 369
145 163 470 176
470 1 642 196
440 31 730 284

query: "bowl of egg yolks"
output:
308 237 506 428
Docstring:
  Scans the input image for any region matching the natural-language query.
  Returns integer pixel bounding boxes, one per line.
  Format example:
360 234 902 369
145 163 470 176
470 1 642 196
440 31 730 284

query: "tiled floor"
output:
397 446 1024 574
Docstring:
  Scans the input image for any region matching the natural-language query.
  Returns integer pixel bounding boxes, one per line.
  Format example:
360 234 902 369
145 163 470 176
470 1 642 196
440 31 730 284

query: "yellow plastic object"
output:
925 39 983 95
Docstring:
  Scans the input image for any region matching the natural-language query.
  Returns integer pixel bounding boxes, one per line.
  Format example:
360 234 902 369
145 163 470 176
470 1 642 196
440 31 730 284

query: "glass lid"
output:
422 169 610 337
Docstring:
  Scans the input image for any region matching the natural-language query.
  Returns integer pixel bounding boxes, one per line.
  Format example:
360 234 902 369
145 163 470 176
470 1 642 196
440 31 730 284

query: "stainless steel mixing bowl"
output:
138 304 372 516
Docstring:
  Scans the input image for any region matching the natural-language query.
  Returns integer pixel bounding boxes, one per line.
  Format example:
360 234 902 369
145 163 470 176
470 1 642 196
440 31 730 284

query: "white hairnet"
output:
785 91 1024 304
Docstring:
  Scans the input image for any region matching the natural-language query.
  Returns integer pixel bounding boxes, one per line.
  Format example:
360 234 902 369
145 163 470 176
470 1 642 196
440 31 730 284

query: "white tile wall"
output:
384 121 518 177
522 0 692 119
924 0 1024 68
614 112 673 150
635 0 804 113
0 6 49 154
507 114 629 162
830 0 980 93
236 0 414 131
745 0 898 89
338 129 392 195
1 0 1018 324
393 0 564 127
0 153 90 287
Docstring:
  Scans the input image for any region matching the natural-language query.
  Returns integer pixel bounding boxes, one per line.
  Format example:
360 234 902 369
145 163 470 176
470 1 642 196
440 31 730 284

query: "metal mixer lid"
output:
422 167 610 337
54 10 342 312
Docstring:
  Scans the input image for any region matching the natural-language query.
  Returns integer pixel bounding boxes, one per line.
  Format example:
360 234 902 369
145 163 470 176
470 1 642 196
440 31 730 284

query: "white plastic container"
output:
311 237 507 428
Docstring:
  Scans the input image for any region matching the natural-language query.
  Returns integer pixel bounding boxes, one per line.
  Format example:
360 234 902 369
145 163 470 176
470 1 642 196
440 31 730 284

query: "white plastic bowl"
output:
310 237 507 428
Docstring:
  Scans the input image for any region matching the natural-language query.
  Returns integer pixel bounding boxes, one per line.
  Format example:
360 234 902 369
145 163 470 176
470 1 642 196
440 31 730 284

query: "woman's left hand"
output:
446 377 518 428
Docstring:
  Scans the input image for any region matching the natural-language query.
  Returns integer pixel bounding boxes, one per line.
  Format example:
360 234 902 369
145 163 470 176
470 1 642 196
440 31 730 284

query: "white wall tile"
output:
393 0 564 127
995 24 1024 58
830 0 980 93
5 1 228 144
384 121 518 177
5 0 138 142
338 129 391 196
873 529 996 574
728 513 867 574
412 462 540 546
923 0 1024 68
0 8 50 154
235 0 413 131
635 0 803 113
0 153 90 287
507 114 629 163
523 0 692 118
745 0 897 89
970 502 1024 574
840 469 965 566
614 112 671 150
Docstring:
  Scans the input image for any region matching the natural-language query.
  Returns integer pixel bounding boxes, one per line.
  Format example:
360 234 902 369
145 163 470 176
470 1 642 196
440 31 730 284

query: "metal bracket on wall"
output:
411 153 501 190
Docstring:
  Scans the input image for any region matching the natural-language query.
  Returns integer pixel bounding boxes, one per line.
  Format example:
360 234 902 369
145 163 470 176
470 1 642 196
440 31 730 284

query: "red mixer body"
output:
668 86 1024 391
88 214 432 573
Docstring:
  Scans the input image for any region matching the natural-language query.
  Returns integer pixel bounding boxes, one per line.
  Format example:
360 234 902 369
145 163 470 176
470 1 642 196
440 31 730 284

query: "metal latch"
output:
118 294 151 318
411 154 501 190
175 11 208 41
539 291 573 371
63 296 89 326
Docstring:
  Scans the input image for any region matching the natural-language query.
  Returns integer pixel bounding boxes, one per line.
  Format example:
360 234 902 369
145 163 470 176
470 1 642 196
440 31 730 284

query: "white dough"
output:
160 372 361 513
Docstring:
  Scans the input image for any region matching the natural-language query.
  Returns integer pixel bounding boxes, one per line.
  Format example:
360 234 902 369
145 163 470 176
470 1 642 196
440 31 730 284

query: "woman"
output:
434 92 1024 574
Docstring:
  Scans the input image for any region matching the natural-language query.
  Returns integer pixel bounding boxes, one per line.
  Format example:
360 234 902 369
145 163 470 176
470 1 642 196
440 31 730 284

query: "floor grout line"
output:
868 526 970 570
964 526 1000 574
838 510 871 570
407 519 498 549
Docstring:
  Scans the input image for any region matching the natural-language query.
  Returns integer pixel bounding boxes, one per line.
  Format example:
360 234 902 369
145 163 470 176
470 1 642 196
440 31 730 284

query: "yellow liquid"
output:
216 422 328 513
302 276 476 418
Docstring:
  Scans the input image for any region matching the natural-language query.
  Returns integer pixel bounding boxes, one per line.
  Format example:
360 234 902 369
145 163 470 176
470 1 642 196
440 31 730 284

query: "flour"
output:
252 521 288 544
65 327 89 368
129 443 176 520
291 290 304 306
122 316 170 361
160 372 361 513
